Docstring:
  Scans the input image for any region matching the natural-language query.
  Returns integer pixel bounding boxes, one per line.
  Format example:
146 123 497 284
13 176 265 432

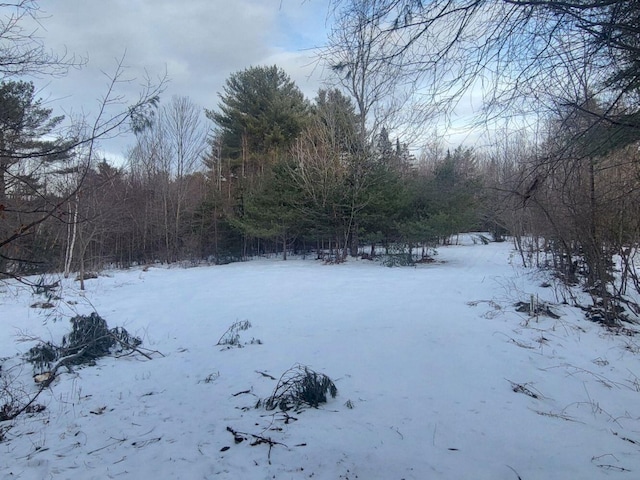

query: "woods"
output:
1 59 481 274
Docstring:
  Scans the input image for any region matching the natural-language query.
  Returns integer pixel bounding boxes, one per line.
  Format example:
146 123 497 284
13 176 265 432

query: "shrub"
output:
263 364 337 411
381 244 415 267
26 313 141 373
217 320 256 347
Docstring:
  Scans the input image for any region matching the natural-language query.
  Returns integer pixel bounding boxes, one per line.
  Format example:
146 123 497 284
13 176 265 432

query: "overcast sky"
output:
22 0 332 163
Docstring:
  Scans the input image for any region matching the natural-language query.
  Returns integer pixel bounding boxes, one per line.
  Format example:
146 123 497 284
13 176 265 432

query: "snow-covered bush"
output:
26 313 141 374
263 365 337 411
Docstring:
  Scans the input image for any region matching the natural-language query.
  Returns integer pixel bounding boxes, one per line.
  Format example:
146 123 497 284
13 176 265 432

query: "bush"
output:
263 364 337 411
26 313 141 374
217 320 258 347
381 244 415 267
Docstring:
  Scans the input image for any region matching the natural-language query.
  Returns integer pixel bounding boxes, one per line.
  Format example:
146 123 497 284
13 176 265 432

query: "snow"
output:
1 238 640 479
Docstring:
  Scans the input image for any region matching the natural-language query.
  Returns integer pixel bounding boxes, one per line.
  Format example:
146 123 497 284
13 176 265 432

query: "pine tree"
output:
0 80 75 274
0 80 71 203
206 65 309 177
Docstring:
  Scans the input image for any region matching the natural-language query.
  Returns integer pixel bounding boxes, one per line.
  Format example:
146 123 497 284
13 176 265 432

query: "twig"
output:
612 431 640 445
131 436 162 448
226 426 288 465
87 437 127 455
594 464 631 472
541 363 622 390
506 379 542 399
232 389 251 397
493 332 535 350
111 333 163 359
506 464 523 479
529 408 581 423
1 384 47 421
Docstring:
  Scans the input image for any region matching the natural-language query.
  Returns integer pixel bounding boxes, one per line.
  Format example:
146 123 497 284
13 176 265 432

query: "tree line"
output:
1 66 485 276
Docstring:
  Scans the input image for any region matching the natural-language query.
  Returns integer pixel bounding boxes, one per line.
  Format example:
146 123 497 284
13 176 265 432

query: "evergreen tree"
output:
289 88 375 259
376 126 393 164
206 65 309 177
0 80 71 202
230 160 306 260
424 146 481 244
0 80 75 274
314 88 360 154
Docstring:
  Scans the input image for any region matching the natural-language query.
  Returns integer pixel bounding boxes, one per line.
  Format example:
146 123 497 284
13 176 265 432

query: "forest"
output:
2 0 640 326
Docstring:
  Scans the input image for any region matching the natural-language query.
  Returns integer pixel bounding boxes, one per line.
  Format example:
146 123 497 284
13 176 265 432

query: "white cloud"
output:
17 0 330 162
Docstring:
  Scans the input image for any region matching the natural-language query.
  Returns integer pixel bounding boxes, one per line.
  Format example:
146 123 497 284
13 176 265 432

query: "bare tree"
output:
321 2 413 255
0 0 83 79
0 44 164 280
160 96 209 261
128 96 208 262
329 0 640 144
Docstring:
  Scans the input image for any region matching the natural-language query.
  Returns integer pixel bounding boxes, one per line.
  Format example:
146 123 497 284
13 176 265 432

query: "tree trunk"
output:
64 194 80 278
0 160 6 204
213 205 219 261
350 220 359 257
282 230 287 261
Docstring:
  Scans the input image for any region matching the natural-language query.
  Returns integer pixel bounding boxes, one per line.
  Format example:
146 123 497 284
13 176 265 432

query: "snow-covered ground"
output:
1 238 640 479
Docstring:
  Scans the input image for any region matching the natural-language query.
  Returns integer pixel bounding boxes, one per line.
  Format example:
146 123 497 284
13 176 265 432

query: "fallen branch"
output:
226 425 288 464
1 348 90 422
27 314 159 379
37 345 90 387
111 333 163 360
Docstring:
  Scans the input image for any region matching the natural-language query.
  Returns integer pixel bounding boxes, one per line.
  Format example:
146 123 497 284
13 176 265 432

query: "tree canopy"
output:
206 65 309 166
0 80 71 201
